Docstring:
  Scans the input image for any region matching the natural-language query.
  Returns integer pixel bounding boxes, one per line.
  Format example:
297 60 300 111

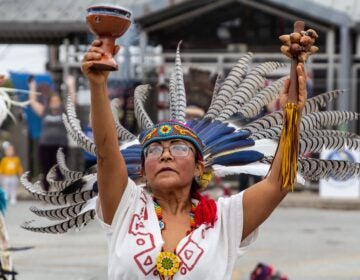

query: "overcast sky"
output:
0 44 47 76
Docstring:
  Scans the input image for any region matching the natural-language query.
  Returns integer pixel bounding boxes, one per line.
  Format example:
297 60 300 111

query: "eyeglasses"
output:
144 143 194 160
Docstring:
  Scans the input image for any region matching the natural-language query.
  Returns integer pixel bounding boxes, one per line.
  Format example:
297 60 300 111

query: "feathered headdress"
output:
20 38 360 233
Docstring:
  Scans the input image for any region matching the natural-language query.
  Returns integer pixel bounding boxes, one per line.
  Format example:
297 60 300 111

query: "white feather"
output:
120 138 141 150
212 162 270 177
249 139 278 156
212 163 305 184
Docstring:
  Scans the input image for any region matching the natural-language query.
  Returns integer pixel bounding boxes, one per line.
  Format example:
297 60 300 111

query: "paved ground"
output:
4 191 360 280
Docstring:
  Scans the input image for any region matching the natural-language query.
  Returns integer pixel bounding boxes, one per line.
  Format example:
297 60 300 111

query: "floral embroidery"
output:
156 251 180 277
158 124 173 136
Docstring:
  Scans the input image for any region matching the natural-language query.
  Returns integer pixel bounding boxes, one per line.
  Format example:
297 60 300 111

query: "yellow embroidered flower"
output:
156 251 180 277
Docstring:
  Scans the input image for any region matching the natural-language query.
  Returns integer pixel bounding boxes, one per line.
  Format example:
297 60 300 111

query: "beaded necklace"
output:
153 197 197 279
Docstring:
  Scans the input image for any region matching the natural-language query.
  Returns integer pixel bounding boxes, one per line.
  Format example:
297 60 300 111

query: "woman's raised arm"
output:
82 40 128 225
242 63 307 240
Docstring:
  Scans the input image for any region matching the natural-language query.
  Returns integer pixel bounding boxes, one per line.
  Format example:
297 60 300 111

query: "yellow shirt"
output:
0 156 23 176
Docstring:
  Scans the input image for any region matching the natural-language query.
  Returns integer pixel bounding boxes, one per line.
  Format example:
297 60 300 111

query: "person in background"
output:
28 78 69 191
185 105 205 120
0 142 23 205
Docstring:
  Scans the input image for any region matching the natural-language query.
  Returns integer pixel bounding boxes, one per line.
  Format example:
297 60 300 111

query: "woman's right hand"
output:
81 40 120 85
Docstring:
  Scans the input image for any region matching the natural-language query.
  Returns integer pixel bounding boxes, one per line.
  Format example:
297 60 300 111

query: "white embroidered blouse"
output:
96 178 258 280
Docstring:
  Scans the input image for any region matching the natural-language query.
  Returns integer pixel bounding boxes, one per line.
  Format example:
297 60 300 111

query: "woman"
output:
81 40 306 279
28 78 68 191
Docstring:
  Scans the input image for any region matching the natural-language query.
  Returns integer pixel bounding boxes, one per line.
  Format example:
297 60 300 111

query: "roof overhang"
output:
0 22 88 44
136 0 353 33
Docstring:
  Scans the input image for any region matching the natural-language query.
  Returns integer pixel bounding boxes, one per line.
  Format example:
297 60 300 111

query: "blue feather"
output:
129 173 141 180
198 121 231 138
127 164 142 175
211 150 264 165
210 139 255 154
201 124 235 146
121 150 142 157
125 156 142 164
121 145 142 157
121 146 141 152
185 119 199 129
125 144 142 149
205 130 252 151
191 118 211 134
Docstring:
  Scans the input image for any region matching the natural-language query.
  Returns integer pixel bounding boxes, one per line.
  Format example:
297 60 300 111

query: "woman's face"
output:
4 145 15 157
49 95 62 110
143 139 204 191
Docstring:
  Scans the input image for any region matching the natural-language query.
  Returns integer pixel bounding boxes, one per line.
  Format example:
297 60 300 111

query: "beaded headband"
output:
139 121 204 160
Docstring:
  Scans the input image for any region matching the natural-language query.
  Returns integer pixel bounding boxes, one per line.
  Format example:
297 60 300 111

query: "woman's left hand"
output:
279 62 307 114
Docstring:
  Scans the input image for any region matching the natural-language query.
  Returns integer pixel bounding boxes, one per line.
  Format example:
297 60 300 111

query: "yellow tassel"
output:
279 103 299 191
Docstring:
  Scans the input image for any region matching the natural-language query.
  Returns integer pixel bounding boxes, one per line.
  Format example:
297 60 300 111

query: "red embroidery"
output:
129 214 145 234
140 190 147 204
184 249 194 260
144 256 153 266
128 195 157 276
133 235 156 275
136 238 145 246
177 237 204 271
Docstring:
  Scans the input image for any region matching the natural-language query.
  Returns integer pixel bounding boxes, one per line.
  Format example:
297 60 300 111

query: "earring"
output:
197 171 214 190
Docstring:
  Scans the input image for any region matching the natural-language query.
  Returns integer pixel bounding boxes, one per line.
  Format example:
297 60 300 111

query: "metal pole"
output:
326 29 335 93
63 38 70 87
139 31 148 81
338 25 351 130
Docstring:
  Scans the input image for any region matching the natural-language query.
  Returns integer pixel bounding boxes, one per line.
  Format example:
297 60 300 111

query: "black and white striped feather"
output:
21 172 97 206
301 111 359 131
65 95 81 129
243 111 284 133
63 113 97 156
301 129 360 140
110 98 137 141
298 157 360 181
29 201 88 221
174 42 187 123
169 71 177 120
237 77 285 119
206 53 253 119
261 156 360 181
134 84 154 130
303 89 345 114
299 136 360 154
21 209 96 234
46 165 78 191
216 62 284 121
56 148 83 181
250 125 282 140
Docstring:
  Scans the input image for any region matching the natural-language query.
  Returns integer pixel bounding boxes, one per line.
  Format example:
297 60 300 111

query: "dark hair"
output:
27 75 34 83
49 92 61 99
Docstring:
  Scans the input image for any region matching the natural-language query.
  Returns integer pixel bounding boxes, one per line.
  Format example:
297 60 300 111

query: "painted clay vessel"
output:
86 5 132 71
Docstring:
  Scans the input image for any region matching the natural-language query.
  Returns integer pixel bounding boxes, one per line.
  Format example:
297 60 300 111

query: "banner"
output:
319 149 360 199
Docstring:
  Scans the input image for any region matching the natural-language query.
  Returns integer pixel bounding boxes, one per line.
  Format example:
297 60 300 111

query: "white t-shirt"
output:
96 179 258 280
